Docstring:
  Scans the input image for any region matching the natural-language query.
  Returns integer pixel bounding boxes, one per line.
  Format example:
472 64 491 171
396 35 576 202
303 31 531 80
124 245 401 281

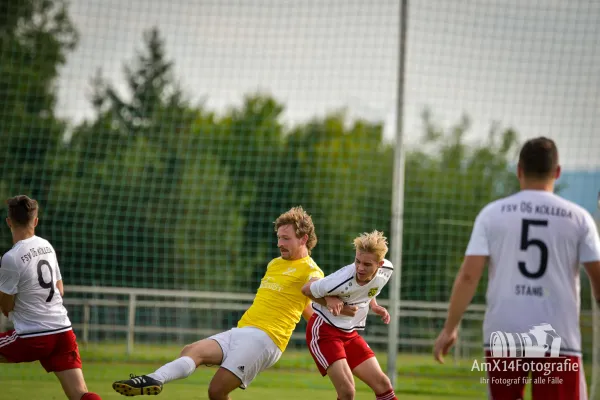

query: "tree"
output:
52 27 192 288
0 0 78 245
286 111 393 274
400 109 521 303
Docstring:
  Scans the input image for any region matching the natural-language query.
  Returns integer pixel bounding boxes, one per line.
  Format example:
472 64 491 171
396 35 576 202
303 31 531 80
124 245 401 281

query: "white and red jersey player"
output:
434 137 600 400
0 235 80 372
0 235 72 336
305 259 395 397
458 190 600 400
302 230 398 400
467 190 600 359
309 259 393 333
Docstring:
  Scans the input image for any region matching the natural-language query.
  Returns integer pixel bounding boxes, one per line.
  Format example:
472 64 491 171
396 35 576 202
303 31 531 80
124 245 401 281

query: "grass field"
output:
4 343 586 399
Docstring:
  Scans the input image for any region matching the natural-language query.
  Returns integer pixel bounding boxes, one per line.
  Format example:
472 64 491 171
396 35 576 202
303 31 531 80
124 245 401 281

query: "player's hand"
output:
371 304 390 324
341 305 358 317
325 296 344 316
433 328 458 364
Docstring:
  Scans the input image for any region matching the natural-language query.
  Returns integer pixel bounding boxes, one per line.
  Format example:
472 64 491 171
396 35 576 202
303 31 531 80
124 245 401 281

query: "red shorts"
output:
306 313 375 376
0 329 82 372
484 351 587 400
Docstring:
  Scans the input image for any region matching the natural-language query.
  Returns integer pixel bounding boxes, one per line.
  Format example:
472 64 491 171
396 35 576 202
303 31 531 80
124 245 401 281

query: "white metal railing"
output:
0 285 592 363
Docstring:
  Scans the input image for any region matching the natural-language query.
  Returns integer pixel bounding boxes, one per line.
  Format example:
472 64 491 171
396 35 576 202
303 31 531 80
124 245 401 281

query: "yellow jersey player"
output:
113 206 327 399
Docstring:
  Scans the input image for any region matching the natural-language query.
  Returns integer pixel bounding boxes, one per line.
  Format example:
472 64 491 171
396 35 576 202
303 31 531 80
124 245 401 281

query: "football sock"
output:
147 356 196 384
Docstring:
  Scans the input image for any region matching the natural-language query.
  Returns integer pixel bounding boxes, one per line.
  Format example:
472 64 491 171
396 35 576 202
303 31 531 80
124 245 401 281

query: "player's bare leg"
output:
207 367 243 400
180 338 224 366
112 338 223 396
55 368 101 400
326 359 356 400
352 357 397 400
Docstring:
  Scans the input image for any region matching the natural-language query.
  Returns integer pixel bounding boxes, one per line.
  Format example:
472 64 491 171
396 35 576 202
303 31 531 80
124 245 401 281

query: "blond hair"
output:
353 230 388 262
274 206 318 254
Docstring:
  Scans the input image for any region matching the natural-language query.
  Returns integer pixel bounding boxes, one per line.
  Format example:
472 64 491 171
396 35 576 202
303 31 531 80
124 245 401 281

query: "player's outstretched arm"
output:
0 292 15 317
56 280 64 297
581 211 600 305
369 297 390 324
0 256 18 317
301 279 327 304
301 278 321 298
584 261 600 306
302 303 315 322
301 279 356 317
443 255 486 330
302 280 339 310
444 256 487 331
434 255 486 364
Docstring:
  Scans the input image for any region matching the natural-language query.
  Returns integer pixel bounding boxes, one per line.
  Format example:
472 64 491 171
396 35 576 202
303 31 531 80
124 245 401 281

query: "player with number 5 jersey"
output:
0 195 101 400
433 137 600 400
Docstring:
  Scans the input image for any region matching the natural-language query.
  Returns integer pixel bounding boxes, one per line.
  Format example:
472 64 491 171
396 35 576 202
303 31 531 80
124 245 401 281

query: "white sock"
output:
147 356 197 384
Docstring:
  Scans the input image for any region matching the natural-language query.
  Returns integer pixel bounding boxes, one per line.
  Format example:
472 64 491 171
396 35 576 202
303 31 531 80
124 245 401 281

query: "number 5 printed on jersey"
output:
518 219 549 279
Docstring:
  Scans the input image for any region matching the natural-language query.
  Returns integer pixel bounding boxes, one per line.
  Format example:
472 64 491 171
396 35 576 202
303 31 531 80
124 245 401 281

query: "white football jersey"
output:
0 235 72 337
310 259 393 331
466 190 600 356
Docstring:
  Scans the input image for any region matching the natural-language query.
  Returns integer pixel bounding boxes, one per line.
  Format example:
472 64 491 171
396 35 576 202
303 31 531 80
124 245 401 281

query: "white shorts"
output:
208 326 282 389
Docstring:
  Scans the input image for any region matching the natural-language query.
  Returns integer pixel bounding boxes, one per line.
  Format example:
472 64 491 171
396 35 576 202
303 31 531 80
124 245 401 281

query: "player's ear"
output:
378 260 384 267
301 234 308 246
5 218 10 229
33 217 38 228
555 165 561 180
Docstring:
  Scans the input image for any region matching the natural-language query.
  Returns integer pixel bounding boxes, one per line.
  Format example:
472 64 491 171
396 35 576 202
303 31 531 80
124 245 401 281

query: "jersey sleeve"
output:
465 208 490 256
53 252 63 281
0 253 20 295
579 212 600 263
310 265 353 298
378 260 394 286
55 264 63 281
306 267 324 282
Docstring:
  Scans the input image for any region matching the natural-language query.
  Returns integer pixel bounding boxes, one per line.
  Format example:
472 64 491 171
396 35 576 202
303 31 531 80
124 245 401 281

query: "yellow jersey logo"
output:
259 276 283 292
368 287 379 297
282 267 297 276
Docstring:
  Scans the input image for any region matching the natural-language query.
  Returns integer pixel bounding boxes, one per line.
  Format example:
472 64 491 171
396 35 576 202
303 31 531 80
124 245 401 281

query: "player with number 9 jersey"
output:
1 236 72 337
0 195 101 400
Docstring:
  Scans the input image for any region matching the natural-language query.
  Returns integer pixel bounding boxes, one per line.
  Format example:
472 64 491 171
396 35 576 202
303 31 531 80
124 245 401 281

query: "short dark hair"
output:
518 137 559 180
6 195 38 227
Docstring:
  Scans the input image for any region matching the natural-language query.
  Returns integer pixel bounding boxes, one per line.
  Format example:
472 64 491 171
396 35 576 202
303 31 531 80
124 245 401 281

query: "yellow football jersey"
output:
237 255 324 352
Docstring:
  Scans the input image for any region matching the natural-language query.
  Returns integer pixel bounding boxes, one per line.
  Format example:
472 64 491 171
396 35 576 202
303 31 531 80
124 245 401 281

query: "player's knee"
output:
372 373 393 393
180 343 194 357
336 382 355 400
207 385 228 400
180 343 203 366
180 339 221 366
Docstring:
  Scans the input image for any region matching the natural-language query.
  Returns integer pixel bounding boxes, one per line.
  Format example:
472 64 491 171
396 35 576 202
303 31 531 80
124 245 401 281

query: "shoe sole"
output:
112 382 162 396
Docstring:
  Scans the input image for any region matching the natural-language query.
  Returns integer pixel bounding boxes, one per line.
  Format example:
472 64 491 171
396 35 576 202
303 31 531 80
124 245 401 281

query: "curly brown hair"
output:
274 206 318 254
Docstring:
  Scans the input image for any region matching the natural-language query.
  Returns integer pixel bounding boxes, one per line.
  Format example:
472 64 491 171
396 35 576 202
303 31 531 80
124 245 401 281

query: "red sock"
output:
81 393 102 400
376 389 398 400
